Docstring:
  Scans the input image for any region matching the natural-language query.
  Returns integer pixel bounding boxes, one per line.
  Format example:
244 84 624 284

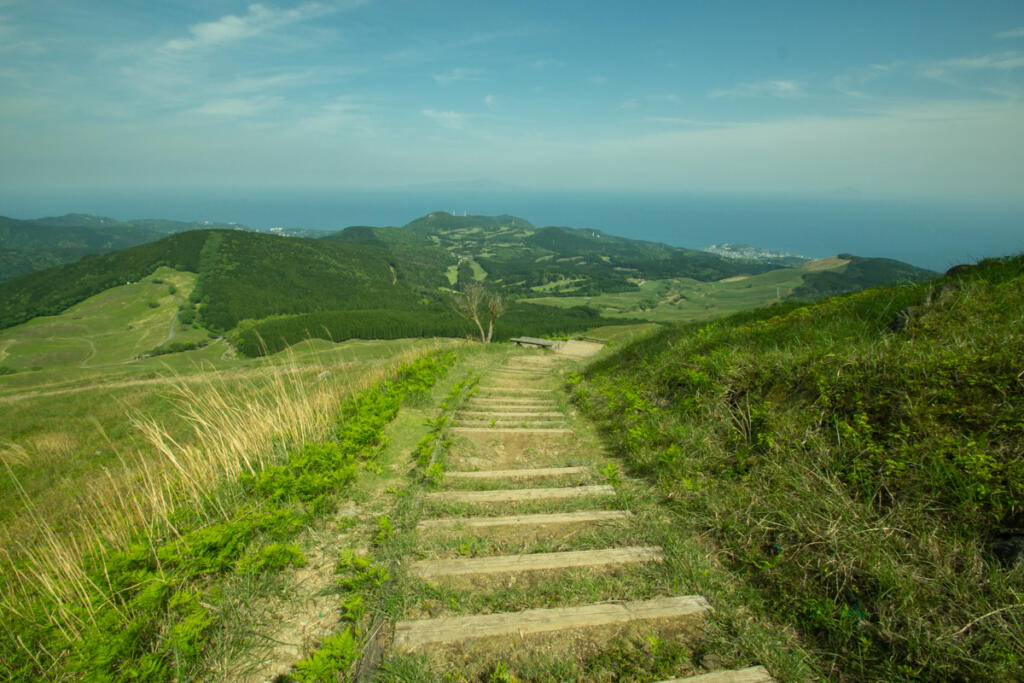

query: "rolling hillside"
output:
0 211 937 357
333 211 777 295
572 254 1024 679
0 213 252 281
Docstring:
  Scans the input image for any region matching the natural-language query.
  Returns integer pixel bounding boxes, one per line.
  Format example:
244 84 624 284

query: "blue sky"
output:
2 0 1024 203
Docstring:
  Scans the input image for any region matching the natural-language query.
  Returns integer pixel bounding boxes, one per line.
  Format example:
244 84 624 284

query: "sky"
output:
2 1 1024 204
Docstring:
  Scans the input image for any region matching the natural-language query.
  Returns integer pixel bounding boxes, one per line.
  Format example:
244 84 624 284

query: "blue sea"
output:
3 188 1022 272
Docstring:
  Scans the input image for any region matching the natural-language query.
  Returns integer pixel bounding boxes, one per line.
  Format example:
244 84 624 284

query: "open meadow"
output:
521 264 813 323
0 272 463 639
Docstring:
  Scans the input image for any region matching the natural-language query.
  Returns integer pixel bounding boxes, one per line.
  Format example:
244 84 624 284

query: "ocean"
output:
3 188 1021 272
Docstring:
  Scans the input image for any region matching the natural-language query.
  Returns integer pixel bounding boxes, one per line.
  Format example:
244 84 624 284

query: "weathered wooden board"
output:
393 595 711 651
656 666 774 683
410 546 664 578
425 485 614 503
444 466 589 480
417 510 630 530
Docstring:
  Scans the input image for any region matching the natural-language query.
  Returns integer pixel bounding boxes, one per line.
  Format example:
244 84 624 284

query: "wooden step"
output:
453 420 569 428
466 397 557 403
393 595 711 652
452 427 573 434
454 419 567 426
425 484 614 504
445 466 589 480
457 411 565 418
464 403 559 411
417 510 630 530
657 666 774 683
469 397 557 403
478 387 553 393
410 546 664 579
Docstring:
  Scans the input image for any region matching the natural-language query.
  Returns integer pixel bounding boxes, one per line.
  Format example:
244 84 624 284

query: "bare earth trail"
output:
369 341 775 681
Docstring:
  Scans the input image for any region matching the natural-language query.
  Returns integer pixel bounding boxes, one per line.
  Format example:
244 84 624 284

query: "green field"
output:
0 270 459 549
0 266 209 370
522 266 808 322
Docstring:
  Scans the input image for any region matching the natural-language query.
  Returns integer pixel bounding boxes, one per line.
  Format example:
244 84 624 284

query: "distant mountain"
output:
704 242 809 268
0 211 939 355
334 211 775 296
0 213 253 281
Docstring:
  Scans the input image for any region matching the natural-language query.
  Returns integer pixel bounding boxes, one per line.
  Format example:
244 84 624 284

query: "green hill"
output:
0 213 253 281
0 223 627 356
0 210 939 358
330 211 778 296
572 254 1024 679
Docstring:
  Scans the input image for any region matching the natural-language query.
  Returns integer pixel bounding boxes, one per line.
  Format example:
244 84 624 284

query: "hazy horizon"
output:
3 187 1021 272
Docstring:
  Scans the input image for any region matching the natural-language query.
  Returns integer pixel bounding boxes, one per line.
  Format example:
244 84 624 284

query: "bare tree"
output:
485 289 505 343
453 283 505 343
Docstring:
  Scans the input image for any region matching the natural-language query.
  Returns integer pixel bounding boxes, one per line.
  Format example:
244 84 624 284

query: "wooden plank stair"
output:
390 357 772 681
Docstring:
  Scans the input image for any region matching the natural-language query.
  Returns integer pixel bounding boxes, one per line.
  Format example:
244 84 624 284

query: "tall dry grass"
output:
0 340 448 642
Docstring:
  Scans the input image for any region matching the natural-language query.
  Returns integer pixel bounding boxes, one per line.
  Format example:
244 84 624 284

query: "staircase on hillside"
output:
386 345 774 681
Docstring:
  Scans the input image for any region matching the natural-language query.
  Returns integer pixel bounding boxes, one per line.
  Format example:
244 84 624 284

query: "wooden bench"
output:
511 336 557 348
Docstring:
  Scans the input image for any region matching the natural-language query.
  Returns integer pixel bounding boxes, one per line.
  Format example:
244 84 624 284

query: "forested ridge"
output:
0 211 937 355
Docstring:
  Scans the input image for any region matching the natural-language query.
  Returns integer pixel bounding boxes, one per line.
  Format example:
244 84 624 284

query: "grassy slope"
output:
523 267 808 322
1 344 461 681
0 213 253 281
572 255 1024 680
0 268 443 545
0 266 204 371
524 256 936 324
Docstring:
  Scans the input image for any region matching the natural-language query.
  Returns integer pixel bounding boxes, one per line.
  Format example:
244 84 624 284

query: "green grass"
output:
468 258 488 281
522 267 808 323
572 254 1024 680
0 348 461 681
0 334 456 574
581 322 661 345
0 266 200 370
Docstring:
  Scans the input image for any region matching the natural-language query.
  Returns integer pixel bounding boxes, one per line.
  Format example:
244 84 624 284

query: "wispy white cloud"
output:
422 108 467 129
224 71 315 94
298 96 375 135
996 27 1024 39
620 93 681 110
532 58 564 69
433 67 482 84
483 94 496 108
191 97 277 117
647 116 732 127
588 75 608 85
709 79 804 98
832 62 900 97
0 13 44 55
923 51 1024 79
162 2 349 52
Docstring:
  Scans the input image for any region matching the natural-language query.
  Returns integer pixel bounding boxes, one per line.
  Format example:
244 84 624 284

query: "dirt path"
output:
365 345 775 680
157 297 180 347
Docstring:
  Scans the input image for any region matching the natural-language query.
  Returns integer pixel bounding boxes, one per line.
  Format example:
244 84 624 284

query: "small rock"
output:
701 654 725 670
